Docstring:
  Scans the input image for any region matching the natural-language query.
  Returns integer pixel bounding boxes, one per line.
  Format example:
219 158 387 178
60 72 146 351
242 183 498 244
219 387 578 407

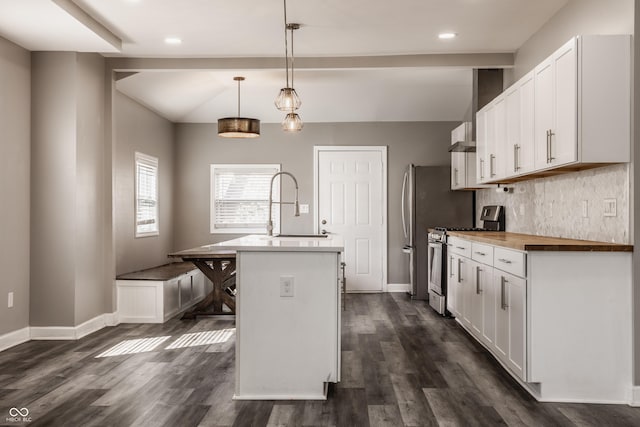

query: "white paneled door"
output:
315 147 386 292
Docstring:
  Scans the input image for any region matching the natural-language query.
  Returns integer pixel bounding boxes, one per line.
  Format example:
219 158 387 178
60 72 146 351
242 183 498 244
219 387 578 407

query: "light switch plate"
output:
299 204 309 214
8 292 13 308
280 275 294 297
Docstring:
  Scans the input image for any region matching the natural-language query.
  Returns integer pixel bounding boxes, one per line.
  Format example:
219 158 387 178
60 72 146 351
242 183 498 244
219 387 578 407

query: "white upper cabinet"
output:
534 38 578 169
478 35 630 183
506 71 535 175
476 109 488 183
450 122 484 190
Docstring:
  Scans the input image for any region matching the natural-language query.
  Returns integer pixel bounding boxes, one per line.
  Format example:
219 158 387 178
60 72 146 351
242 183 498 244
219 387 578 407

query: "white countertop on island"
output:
171 235 343 258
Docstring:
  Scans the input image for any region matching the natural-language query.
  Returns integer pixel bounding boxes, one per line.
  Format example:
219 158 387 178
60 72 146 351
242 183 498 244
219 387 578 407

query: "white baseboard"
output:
31 312 119 341
630 386 640 406
0 327 31 352
386 283 410 293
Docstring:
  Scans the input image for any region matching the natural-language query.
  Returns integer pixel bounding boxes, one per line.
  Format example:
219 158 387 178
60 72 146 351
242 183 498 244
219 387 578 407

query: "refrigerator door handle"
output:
401 170 409 239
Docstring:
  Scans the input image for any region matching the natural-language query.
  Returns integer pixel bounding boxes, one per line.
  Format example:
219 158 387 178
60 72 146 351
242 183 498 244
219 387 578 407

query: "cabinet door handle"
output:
514 144 520 172
457 258 462 283
449 256 454 278
490 154 496 177
480 159 485 179
500 276 508 310
456 246 466 250
546 130 550 163
474 251 486 256
454 168 459 186
548 130 555 162
497 258 512 264
476 266 482 294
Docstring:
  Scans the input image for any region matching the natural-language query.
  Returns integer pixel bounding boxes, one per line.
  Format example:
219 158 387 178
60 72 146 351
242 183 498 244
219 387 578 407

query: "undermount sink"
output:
260 234 329 241
276 234 328 238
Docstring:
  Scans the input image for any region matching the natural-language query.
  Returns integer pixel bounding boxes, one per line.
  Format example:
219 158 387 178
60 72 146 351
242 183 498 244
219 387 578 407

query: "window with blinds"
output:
210 164 280 234
135 152 159 237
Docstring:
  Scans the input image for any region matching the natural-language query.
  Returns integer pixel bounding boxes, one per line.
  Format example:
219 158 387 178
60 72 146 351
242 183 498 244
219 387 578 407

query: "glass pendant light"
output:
275 0 303 132
218 77 260 138
275 22 301 111
282 112 303 132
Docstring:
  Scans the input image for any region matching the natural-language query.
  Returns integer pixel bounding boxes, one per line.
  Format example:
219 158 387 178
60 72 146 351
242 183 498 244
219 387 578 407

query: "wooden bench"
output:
116 262 209 323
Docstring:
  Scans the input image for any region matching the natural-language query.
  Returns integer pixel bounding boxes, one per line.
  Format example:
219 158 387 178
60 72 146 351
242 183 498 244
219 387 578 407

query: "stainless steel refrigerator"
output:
401 164 474 300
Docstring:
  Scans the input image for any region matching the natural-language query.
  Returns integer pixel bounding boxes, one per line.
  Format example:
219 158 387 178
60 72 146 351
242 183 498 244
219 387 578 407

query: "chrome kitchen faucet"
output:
267 171 300 236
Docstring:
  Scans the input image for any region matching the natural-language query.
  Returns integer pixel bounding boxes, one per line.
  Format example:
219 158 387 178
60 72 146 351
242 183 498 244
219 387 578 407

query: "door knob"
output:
321 219 327 225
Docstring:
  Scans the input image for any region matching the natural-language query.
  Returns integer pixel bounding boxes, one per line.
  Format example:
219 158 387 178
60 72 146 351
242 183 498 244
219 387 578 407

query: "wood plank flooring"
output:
1 293 640 426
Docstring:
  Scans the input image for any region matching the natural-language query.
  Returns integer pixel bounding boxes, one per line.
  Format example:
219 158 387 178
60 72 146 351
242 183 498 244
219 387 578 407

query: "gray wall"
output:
31 52 110 327
0 37 30 335
115 92 175 276
173 121 456 284
30 52 77 327
74 53 107 325
507 0 634 85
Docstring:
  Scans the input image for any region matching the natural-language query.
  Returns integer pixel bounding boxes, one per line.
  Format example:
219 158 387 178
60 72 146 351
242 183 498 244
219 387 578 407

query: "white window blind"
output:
135 152 159 237
210 164 280 234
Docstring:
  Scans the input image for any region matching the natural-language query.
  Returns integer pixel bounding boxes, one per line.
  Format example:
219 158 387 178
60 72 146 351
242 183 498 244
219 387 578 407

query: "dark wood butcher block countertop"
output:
446 231 633 252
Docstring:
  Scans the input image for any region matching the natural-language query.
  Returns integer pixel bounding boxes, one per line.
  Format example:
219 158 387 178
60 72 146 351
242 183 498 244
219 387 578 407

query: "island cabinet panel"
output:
235 250 341 400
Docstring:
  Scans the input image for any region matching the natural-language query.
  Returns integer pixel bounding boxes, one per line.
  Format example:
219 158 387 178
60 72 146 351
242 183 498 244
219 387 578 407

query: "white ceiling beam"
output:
107 53 514 72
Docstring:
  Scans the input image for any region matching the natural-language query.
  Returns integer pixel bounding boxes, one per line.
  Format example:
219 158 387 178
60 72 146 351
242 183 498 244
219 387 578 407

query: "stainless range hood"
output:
449 69 504 153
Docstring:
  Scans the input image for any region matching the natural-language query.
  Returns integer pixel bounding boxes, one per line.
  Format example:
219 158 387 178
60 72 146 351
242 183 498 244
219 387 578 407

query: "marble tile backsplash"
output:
475 164 630 243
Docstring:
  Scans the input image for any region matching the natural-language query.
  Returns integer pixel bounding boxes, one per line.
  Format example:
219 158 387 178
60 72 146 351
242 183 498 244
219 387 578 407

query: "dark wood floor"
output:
1 293 640 426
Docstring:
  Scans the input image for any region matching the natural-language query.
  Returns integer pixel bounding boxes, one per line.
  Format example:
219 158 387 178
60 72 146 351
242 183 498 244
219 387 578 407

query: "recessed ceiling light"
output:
438 32 457 40
164 37 182 45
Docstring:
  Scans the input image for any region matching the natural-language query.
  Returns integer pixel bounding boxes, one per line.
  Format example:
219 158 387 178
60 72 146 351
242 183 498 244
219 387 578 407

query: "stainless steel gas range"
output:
427 205 504 316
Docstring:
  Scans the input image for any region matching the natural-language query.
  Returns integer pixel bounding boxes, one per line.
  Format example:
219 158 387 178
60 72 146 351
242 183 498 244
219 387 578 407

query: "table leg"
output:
182 258 236 318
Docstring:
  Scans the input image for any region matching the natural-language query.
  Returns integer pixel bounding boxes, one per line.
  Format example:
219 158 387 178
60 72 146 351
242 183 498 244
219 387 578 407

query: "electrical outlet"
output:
8 292 13 308
604 199 617 217
280 275 294 297
581 200 588 218
299 204 309 214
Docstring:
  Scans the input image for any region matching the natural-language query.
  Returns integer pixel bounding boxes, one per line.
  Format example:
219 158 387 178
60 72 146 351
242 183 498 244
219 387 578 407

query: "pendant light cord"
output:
290 25 294 92
283 0 290 88
237 78 241 116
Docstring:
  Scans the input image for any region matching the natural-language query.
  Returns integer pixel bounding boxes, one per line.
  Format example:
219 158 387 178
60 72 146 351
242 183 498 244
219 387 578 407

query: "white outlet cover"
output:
280 275 294 297
8 292 13 308
604 199 617 217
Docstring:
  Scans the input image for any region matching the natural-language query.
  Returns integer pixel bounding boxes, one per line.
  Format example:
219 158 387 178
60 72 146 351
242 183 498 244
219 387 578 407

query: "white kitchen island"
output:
198 235 344 400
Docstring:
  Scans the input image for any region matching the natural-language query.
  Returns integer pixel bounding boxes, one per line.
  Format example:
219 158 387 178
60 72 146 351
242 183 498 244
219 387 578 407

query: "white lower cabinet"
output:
493 270 526 380
449 239 527 382
446 236 633 403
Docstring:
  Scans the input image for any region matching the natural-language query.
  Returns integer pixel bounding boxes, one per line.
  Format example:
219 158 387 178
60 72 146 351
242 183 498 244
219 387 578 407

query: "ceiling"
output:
0 0 569 123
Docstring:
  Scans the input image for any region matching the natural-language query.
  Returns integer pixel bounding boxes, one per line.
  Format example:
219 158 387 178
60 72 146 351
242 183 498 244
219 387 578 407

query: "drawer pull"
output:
497 258 512 264
474 251 486 256
456 246 466 250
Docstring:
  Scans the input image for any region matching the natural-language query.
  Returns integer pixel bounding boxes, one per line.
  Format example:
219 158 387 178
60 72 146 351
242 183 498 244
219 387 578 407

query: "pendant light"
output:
218 76 260 138
275 0 303 132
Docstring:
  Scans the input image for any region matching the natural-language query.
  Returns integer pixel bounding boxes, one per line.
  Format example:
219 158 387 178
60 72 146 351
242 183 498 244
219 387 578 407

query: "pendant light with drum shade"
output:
275 0 303 132
218 77 260 138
